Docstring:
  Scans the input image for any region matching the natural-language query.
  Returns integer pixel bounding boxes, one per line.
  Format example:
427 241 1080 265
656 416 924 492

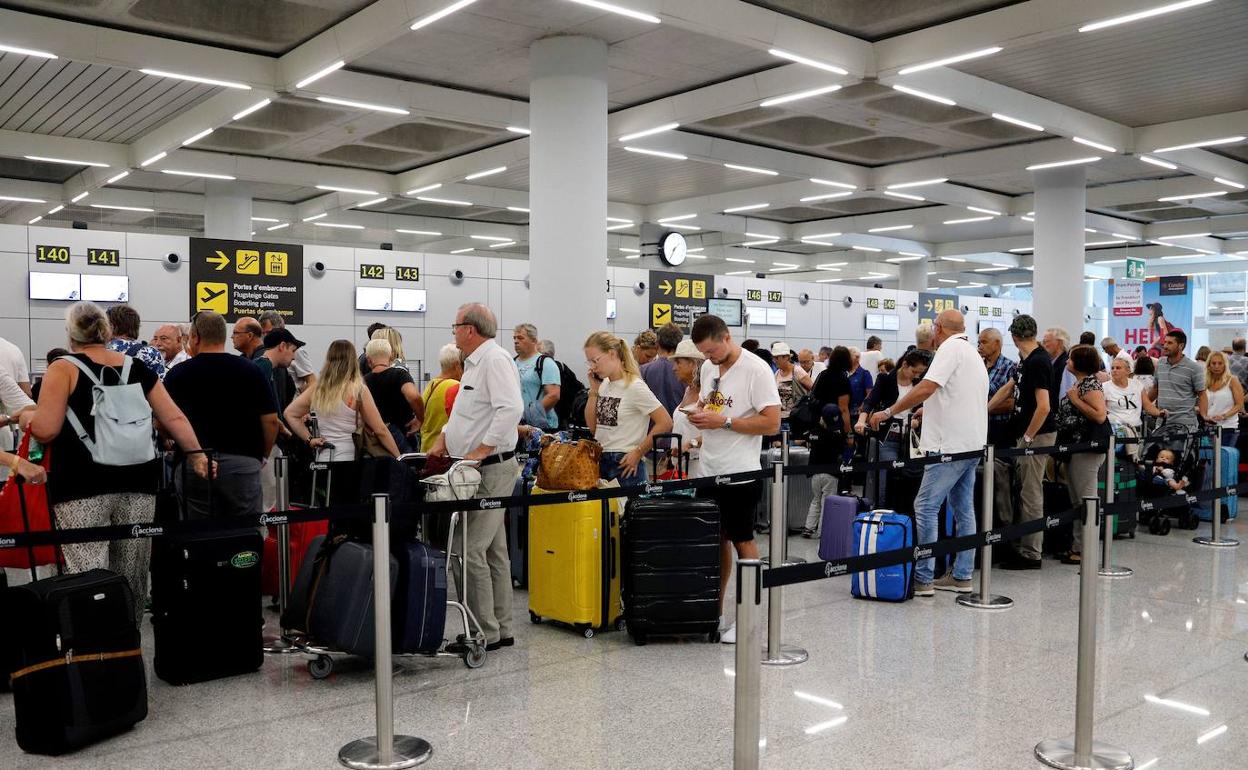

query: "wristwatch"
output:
724 417 733 432
883 407 894 419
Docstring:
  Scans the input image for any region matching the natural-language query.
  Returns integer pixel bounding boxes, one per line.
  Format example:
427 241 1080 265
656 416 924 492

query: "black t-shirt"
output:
364 366 416 427
1011 346 1056 438
164 353 277 460
49 353 161 504
809 368 853 465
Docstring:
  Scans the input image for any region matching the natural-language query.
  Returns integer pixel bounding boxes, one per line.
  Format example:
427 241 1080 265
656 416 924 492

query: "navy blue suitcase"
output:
308 540 398 658
850 510 915 602
392 540 448 654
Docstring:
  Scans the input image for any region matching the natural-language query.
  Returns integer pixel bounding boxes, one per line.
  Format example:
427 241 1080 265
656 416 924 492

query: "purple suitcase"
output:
818 495 858 561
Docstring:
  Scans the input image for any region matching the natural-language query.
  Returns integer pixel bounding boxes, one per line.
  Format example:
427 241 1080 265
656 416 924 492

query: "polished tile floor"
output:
3 521 1248 769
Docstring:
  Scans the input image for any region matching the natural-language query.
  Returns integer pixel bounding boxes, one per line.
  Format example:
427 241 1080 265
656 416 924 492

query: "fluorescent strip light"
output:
772 262 799 268
1197 724 1227 744
1073 136 1117 153
295 61 344 89
891 84 955 106
966 206 1002 215
267 223 290 231
944 216 994 225
565 0 661 23
139 151 166 167
887 178 946 189
314 222 364 230
90 204 153 212
317 184 381 196
1155 135 1245 153
974 266 1008 272
900 251 927 258
1021 215 1035 222
760 84 842 107
992 262 1013 267
104 171 129 185
619 248 640 253
725 257 755 264
1139 155 1178 170
1160 254 1202 260
396 229 442 236
465 166 506 180
411 0 479 30
805 232 842 240
1111 232 1137 240
658 213 697 223
70 191 89 203
503 207 531 214
726 270 753 276
606 224 631 231
623 254 640 259
317 96 409 115
141 68 250 90
356 197 388 207
302 213 327 222
866 273 889 278
618 123 679 142
251 216 279 222
992 113 1044 132
1214 177 1246 189
1007 247 1033 253
1096 259 1127 265
665 223 700 231
181 128 213 146
1159 232 1211 239
232 99 271 121
46 205 63 214
488 241 516 248
886 256 923 262
942 256 967 262
884 191 925 202
1005 282 1031 287
744 232 774 239
0 195 44 203
450 247 474 254
1157 191 1227 201
816 278 842 283
27 216 40 224
161 169 236 180
506 126 531 135
417 196 473 206
816 262 847 268
1026 156 1101 171
724 163 778 176
803 240 838 247
851 245 882 252
768 49 849 76
868 224 913 233
740 240 779 247
938 279 958 284
898 46 1002 75
800 192 853 202
623 146 687 161
1081 0 1215 33
406 183 442 195
810 178 857 190
804 717 849 735
471 234 511 241
25 155 108 168
606 216 631 223
1085 240 1127 246
686 247 704 253
0 43 57 59
724 203 769 213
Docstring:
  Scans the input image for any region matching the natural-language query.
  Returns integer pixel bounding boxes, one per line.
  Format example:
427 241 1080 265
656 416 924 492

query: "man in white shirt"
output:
870 309 988 597
152 324 189 369
688 314 781 644
0 336 32 454
1100 337 1132 368
430 303 523 652
860 335 884 376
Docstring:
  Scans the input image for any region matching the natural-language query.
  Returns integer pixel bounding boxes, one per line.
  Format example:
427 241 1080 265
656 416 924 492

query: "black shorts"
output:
700 480 763 544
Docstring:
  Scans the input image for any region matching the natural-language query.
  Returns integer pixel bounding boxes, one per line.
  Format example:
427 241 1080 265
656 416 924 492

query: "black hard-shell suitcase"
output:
282 534 326 633
9 568 148 755
308 540 398 658
1042 479 1074 555
506 475 532 589
392 540 448 654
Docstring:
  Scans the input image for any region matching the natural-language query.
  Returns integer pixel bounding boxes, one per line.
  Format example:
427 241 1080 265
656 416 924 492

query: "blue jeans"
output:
913 457 978 584
600 452 648 486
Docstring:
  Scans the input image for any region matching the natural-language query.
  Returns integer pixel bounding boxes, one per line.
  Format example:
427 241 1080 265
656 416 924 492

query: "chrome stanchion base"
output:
262 635 301 655
956 592 1013 610
1193 536 1240 548
761 644 809 667
1034 738 1132 770
338 736 432 769
1097 565 1133 579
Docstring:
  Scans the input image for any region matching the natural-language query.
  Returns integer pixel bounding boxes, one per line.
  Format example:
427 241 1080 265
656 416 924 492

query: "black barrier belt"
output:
995 439 1107 459
792 448 986 478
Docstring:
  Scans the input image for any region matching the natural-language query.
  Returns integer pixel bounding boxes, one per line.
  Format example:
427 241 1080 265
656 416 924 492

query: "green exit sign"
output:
1126 257 1145 279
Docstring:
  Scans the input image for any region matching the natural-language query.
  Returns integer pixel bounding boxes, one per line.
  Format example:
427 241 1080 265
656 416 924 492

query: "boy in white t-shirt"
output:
688 315 781 644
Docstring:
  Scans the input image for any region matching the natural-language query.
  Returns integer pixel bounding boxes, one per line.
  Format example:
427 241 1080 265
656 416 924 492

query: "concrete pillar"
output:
1031 167 1086 336
528 36 608 374
898 259 926 293
203 180 252 241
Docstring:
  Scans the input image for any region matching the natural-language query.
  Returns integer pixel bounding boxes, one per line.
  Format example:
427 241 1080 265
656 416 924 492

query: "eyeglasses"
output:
450 322 472 330
231 330 255 338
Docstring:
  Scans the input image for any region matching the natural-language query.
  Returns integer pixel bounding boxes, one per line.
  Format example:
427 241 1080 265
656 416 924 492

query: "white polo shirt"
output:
443 338 524 457
918 333 989 454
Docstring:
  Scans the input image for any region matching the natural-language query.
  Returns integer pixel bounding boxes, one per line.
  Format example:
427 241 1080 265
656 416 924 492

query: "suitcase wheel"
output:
1158 518 1172 536
581 626 595 639
464 646 486 669
1183 512 1200 530
614 618 627 632
308 655 334 680
632 634 647 646
529 611 542 624
706 631 721 643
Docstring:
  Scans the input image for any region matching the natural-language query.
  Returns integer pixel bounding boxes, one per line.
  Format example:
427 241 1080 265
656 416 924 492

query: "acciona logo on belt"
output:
715 476 733 485
986 531 1002 544
0 536 14 548
940 455 952 463
567 491 588 503
479 499 502 509
259 513 288 526
892 460 906 469
645 484 663 495
914 545 932 560
824 562 847 577
839 463 854 473
1046 516 1060 528
131 524 162 538
1139 501 1154 511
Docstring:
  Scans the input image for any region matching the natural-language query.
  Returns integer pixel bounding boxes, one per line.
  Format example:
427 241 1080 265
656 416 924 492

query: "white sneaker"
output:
720 624 736 644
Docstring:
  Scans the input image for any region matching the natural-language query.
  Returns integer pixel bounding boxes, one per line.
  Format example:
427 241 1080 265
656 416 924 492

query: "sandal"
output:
1060 552 1082 565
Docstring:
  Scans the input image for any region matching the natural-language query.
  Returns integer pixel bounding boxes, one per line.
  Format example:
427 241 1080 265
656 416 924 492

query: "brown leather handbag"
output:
536 435 602 491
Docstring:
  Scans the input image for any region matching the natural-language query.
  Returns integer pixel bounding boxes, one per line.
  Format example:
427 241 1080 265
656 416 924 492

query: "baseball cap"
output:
672 340 704 361
264 328 304 349
770 341 792 357
1007 314 1037 339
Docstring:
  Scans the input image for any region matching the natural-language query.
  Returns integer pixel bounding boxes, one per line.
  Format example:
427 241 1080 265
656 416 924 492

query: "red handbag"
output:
0 428 57 569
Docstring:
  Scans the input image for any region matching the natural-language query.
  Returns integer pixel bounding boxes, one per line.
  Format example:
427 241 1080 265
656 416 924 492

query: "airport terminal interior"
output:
0 1 1247 768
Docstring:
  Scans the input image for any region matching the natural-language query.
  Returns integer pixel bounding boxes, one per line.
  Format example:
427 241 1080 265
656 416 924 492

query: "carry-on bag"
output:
765 444 812 533
307 539 399 657
527 489 622 637
1195 445 1239 521
392 539 448 654
506 475 533 589
0 428 56 569
262 511 329 598
281 534 326 633
818 495 860 561
850 510 915 602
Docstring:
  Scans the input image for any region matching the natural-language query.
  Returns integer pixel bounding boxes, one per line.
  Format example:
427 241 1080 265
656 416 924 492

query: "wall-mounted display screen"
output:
391 288 427 312
865 313 899 331
606 298 617 319
355 286 392 311
30 272 80 301
766 308 788 326
81 274 130 302
707 297 742 326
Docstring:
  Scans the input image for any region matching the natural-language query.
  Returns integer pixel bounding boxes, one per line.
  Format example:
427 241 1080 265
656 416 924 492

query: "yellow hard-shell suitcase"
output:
527 488 622 638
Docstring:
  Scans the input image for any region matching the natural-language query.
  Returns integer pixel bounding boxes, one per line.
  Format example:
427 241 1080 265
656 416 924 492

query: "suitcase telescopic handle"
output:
649 432 687 476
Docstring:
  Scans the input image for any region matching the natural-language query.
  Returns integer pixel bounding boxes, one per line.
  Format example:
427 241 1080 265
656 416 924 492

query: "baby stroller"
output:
1136 421 1206 534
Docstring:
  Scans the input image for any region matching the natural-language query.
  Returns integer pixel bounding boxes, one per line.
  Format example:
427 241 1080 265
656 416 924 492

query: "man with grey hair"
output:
1101 336 1131 367
1228 337 1248 391
915 323 935 352
537 339 555 357
979 326 1017 530
152 323 188 368
259 310 316 392
431 302 523 653
513 322 560 433
1043 327 1074 402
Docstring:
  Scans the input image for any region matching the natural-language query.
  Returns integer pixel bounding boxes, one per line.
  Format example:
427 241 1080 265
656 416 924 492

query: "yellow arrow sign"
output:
207 250 230 271
659 280 672 295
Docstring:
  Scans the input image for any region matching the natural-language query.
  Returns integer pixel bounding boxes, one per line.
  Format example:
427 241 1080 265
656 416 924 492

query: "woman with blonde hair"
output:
371 327 408 371
583 331 672 485
285 340 400 504
1201 350 1244 447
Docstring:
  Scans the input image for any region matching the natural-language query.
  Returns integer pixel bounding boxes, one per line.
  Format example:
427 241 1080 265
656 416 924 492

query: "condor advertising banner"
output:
1108 276 1192 357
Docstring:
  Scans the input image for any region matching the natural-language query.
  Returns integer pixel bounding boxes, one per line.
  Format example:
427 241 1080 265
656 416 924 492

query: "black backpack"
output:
535 354 586 429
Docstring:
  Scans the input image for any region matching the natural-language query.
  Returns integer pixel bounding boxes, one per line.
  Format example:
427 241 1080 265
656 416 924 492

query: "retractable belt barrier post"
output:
763 430 807 667
339 494 432 770
1035 497 1133 770
1099 434 1132 579
733 559 763 770
958 444 1013 610
264 455 300 655
1194 429 1239 548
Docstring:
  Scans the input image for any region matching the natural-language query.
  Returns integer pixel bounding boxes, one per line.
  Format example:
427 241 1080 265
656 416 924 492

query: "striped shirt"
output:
1155 355 1205 428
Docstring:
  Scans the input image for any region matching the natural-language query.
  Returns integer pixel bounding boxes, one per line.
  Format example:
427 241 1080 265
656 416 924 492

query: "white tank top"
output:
1207 383 1238 429
317 389 360 462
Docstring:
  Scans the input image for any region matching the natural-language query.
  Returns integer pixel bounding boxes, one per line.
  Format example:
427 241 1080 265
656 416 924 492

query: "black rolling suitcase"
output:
392 539 448 654
307 539 398 658
281 534 326 633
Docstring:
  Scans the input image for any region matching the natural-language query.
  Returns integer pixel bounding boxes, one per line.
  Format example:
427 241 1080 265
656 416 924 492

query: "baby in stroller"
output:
1138 437 1204 533
1150 449 1190 493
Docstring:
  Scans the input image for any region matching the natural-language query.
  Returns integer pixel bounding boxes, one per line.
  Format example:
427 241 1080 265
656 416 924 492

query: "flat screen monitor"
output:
392 288 427 312
746 306 766 324
606 298 617 319
81 274 130 303
865 313 900 331
766 308 788 326
29 272 80 301
707 297 742 326
355 286 392 311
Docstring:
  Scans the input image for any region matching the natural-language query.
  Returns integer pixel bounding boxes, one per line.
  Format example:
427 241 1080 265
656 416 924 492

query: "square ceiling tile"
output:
824 136 943 162
362 121 494 153
235 100 346 134
317 144 422 168
864 95 980 124
739 116 873 148
951 117 1045 141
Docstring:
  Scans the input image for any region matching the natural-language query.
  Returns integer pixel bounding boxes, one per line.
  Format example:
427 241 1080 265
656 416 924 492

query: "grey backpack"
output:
63 356 157 466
